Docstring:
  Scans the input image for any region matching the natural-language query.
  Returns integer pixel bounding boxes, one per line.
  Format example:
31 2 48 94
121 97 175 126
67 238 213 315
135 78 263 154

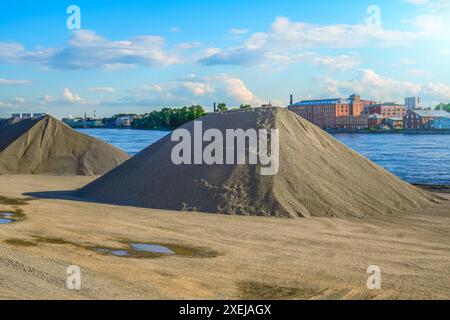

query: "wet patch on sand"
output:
0 195 33 206
3 235 75 248
31 236 74 245
4 238 37 247
95 248 131 257
0 218 13 224
0 209 26 224
237 280 323 300
91 241 219 259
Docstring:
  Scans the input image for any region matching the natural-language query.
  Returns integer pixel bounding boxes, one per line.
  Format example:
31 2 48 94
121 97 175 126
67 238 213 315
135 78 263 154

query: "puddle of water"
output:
0 212 14 217
0 218 13 224
131 243 175 255
111 250 130 257
0 210 26 222
95 248 131 257
92 241 218 259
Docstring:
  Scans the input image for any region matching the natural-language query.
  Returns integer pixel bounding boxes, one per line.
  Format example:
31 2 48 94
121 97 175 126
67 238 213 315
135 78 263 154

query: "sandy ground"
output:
0 174 449 300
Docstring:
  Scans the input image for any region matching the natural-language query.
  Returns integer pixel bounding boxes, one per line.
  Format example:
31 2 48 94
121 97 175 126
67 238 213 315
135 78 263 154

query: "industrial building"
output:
288 94 374 129
404 109 450 129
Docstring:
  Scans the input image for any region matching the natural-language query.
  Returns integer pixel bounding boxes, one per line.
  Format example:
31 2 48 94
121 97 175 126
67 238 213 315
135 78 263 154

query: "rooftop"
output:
292 98 350 106
411 110 450 118
369 103 405 107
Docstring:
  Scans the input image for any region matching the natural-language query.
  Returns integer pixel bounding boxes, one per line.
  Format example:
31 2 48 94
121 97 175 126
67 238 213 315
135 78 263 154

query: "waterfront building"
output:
428 116 450 129
404 109 450 129
367 103 406 118
21 113 32 119
368 114 385 129
62 117 103 128
405 97 420 110
289 99 338 129
288 94 373 129
115 116 133 127
384 117 404 130
11 113 21 118
336 115 369 130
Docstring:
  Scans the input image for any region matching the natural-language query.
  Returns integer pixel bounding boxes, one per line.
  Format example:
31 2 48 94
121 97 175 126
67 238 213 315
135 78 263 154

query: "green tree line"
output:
131 105 206 130
435 103 450 112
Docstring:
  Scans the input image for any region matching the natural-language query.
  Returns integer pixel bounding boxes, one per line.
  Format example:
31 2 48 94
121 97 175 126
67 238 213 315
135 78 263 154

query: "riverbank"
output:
0 174 449 299
74 127 450 135
327 129 450 134
415 184 450 193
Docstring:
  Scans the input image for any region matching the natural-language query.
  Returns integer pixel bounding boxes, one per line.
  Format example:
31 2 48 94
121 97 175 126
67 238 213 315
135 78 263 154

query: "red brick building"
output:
288 94 374 129
288 99 337 129
336 115 369 129
367 103 405 118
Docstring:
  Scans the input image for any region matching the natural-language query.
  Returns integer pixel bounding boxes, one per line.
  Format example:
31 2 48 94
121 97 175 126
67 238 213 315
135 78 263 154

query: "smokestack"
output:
213 102 217 112
290 94 293 106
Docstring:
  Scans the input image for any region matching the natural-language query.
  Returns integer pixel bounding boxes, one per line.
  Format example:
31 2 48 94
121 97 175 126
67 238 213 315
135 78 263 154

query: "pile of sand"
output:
0 115 129 175
77 107 439 218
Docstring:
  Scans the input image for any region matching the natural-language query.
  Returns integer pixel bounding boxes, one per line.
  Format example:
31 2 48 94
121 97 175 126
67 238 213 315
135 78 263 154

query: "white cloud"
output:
404 0 430 5
406 69 432 77
230 28 249 36
181 81 215 96
88 87 116 93
200 12 450 69
120 74 262 107
404 0 450 8
0 78 32 86
298 52 361 70
62 88 82 102
322 68 450 105
0 42 53 64
39 95 54 105
14 97 25 104
425 82 450 100
218 75 262 105
0 30 188 70
0 96 26 108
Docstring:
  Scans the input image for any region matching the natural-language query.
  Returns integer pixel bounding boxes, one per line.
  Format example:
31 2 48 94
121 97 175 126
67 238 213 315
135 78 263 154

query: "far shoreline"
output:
414 184 450 193
76 127 450 134
327 129 450 134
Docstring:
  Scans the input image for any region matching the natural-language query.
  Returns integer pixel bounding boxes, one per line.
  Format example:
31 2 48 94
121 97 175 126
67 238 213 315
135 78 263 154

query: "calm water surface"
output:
78 128 168 156
78 129 450 185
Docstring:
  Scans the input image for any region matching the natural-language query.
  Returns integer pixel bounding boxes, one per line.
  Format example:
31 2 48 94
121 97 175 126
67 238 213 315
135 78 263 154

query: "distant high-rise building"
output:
405 97 420 110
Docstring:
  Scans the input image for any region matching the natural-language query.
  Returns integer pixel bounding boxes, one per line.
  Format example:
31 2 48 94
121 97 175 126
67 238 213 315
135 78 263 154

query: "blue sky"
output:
1 0 449 118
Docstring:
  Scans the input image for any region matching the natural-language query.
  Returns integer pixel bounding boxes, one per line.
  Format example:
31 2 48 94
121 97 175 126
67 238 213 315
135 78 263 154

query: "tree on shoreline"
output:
131 105 206 130
435 103 450 112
